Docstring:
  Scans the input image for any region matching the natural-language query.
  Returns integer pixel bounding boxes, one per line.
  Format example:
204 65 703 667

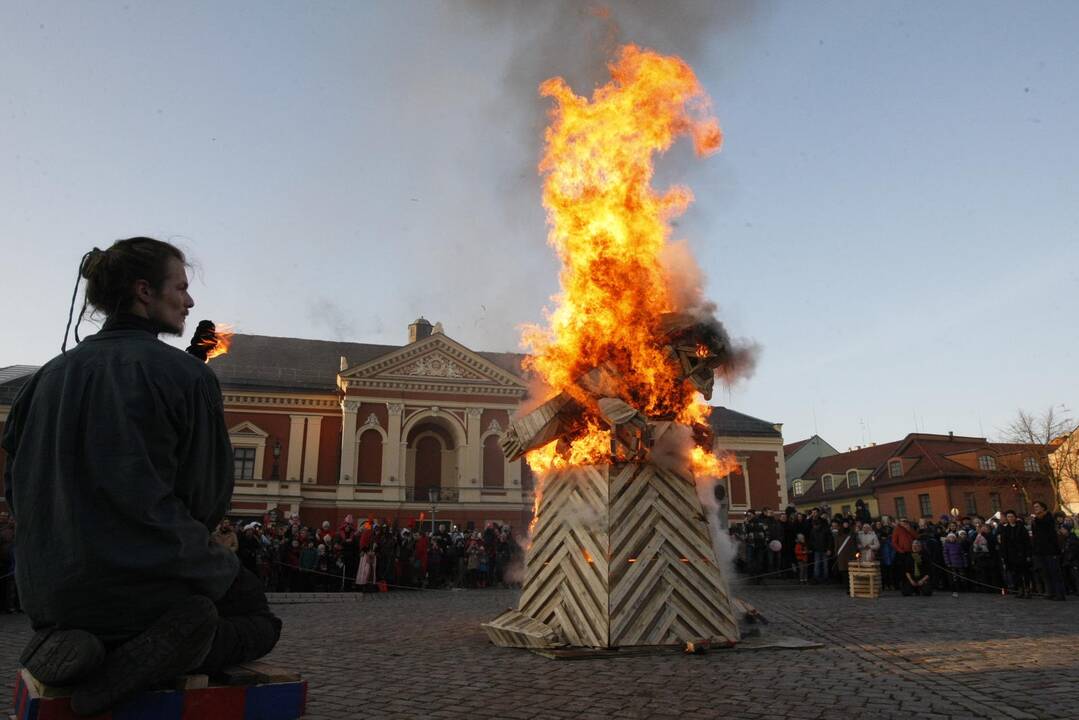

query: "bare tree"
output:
999 406 1079 513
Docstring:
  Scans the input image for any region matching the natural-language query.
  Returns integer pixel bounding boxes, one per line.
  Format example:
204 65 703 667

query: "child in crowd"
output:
943 532 967 597
794 534 809 584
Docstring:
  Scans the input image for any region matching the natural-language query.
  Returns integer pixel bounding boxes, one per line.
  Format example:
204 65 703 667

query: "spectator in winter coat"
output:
810 517 833 583
1062 523 1079 596
856 523 880 564
299 542 318 592
794 534 809 584
781 513 798 577
238 528 261 574
854 499 872 525
943 533 967 595
834 522 857 578
998 511 1033 598
762 510 781 574
212 520 239 553
970 525 996 591
1031 501 1067 601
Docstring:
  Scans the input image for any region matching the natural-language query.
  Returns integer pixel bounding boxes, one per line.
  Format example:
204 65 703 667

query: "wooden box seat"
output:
848 562 882 599
12 662 306 720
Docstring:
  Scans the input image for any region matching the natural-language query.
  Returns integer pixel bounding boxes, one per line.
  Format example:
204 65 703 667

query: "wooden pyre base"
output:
484 461 739 649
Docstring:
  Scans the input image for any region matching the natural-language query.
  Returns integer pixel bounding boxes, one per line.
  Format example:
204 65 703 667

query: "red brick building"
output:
792 432 1053 519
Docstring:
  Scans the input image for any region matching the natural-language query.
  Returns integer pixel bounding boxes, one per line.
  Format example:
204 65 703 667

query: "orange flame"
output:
690 445 740 481
521 44 722 469
200 323 235 361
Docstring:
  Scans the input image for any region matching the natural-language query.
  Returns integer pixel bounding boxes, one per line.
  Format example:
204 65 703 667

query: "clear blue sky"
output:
2 1 1076 450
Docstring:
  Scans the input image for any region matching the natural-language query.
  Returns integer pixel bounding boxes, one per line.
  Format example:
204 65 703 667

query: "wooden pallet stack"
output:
848 561 882 599
484 460 739 649
11 662 306 720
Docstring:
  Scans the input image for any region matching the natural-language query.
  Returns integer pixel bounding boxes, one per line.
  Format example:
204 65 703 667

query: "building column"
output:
340 399 360 484
384 403 404 491
286 415 306 481
465 407 483 487
302 416 323 484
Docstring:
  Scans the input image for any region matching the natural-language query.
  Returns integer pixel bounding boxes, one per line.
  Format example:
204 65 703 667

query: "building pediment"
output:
229 421 269 438
339 334 526 397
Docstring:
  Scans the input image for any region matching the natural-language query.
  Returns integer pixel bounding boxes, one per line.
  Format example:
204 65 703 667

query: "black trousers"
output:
196 568 282 673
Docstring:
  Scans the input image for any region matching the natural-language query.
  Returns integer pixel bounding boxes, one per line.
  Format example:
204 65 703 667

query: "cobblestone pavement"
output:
2 583 1077 719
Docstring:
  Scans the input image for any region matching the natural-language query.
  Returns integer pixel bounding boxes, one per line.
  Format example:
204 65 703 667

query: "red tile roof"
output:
802 441 903 479
792 440 902 503
791 433 1052 505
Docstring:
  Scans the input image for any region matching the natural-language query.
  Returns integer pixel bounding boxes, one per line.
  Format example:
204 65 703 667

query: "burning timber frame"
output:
484 315 743 649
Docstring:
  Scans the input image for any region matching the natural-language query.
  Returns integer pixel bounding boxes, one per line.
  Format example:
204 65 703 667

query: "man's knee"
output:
216 568 269 617
197 612 282 674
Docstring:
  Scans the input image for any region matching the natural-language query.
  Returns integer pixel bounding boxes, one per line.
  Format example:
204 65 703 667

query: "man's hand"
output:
186 320 217 362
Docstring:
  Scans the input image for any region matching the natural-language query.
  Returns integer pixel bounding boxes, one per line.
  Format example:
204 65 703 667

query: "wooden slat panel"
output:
494 457 739 649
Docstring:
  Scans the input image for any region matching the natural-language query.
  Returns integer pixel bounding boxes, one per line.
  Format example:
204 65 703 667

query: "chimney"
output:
948 431 954 441
408 317 433 343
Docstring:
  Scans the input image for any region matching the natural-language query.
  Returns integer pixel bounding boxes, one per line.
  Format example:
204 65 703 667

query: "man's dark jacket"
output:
2 316 239 639
997 522 1032 568
1031 513 1061 556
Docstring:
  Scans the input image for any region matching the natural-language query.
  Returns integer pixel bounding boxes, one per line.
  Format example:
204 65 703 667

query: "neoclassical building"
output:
211 318 533 532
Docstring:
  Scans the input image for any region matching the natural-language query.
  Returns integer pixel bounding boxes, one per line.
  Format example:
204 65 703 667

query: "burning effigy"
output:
483 46 754 650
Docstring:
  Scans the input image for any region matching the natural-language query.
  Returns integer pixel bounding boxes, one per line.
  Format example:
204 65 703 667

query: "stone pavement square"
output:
2 584 1076 719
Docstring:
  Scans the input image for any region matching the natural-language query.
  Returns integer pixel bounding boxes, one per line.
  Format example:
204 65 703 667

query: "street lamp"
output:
271 440 282 480
428 487 441 536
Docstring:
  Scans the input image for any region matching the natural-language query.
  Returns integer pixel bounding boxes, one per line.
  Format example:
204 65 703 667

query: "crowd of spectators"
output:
734 499 1079 600
7 499 1079 605
211 514 524 593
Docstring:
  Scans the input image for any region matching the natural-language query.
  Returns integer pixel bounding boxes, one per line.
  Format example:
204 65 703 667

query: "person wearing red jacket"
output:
890 518 916 592
794 534 810 584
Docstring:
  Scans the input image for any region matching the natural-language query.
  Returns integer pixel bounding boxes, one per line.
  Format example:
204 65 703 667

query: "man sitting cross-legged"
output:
900 539 935 597
2 238 282 716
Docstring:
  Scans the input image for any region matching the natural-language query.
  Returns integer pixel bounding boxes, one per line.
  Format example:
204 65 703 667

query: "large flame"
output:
203 324 235 361
522 45 723 472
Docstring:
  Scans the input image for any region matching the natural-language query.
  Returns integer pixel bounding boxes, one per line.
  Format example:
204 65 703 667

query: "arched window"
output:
792 479 804 496
822 474 834 492
482 435 505 488
847 470 859 488
357 428 383 484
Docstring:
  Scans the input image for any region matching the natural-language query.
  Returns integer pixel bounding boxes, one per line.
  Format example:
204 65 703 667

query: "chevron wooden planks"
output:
489 460 739 649
482 609 566 648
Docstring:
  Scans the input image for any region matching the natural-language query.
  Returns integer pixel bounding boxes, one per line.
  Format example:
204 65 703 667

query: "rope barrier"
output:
268 558 515 593
920 556 1050 596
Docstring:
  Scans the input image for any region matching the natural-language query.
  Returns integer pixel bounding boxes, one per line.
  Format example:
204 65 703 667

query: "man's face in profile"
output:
145 257 193 335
